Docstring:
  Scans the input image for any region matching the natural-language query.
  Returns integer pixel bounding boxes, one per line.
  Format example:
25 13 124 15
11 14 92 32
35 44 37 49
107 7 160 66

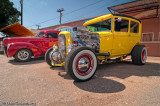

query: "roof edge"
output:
108 0 141 10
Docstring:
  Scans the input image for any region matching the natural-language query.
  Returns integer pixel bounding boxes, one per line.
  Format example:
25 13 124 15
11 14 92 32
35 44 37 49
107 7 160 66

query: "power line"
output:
36 24 41 29
63 0 105 16
63 0 117 23
57 8 64 24
27 0 105 28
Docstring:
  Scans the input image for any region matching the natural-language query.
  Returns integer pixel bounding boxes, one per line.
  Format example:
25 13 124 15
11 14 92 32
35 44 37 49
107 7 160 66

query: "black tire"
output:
45 48 53 67
65 46 97 82
15 49 32 62
131 45 147 65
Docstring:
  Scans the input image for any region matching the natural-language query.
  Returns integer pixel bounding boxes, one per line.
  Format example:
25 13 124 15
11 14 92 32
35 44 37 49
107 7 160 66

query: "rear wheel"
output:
15 49 32 62
131 45 147 65
45 48 53 67
65 47 97 82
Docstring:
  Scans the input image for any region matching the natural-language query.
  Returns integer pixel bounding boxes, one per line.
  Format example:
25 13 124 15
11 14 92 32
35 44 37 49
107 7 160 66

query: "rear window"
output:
130 21 139 33
46 33 58 38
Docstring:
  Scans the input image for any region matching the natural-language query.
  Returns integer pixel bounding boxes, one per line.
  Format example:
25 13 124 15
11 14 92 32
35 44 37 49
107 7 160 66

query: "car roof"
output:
113 14 141 23
83 13 141 26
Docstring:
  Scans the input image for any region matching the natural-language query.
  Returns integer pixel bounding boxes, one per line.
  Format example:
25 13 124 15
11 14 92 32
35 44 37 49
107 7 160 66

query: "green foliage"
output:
0 0 21 28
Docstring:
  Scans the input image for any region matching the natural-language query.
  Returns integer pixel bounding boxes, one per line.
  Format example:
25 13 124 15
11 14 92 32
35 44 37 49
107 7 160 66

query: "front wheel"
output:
45 48 53 67
15 49 32 62
65 47 97 82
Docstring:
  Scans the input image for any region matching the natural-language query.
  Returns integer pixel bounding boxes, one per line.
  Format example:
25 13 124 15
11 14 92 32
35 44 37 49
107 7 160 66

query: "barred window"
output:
142 32 154 41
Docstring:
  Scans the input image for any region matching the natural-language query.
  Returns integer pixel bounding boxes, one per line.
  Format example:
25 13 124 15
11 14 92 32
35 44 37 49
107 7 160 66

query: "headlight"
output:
7 44 10 50
67 44 73 53
53 44 58 52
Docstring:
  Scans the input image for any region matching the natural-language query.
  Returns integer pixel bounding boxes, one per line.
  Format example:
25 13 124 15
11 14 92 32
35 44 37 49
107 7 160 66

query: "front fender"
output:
7 42 43 57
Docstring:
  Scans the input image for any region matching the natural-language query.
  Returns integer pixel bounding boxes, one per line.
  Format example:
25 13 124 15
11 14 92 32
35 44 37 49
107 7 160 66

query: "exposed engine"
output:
72 27 100 53
50 27 100 65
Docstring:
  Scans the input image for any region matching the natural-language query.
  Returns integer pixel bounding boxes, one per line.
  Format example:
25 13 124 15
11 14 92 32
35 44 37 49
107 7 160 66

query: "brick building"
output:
41 0 160 56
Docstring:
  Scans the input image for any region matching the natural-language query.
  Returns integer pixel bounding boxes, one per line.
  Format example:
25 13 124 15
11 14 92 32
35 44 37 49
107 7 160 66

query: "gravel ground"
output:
0 54 160 106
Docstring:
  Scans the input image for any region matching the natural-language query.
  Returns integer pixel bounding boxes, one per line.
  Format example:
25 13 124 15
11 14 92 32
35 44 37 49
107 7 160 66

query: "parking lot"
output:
0 53 160 106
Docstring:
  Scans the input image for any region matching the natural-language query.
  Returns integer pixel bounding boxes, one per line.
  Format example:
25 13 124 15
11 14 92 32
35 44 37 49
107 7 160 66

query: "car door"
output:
43 32 58 53
128 20 141 52
112 17 130 55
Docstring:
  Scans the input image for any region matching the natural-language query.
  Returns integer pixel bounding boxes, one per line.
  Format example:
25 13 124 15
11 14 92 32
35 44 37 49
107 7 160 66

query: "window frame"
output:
141 32 154 42
130 21 139 34
114 17 129 33
86 18 112 32
46 33 58 38
159 32 160 41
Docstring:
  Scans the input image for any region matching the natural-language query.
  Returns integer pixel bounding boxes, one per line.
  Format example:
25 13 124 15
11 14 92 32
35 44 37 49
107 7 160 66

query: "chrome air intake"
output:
58 34 66 61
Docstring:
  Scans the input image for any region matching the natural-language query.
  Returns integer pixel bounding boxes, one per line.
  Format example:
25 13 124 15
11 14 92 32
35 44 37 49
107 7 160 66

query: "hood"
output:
0 23 35 37
3 36 38 46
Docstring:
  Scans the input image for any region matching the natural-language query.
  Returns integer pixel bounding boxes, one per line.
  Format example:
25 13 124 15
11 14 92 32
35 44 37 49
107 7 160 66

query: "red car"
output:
3 30 60 62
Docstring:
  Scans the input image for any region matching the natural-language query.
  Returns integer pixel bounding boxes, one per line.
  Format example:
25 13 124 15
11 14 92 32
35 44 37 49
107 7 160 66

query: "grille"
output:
58 34 66 60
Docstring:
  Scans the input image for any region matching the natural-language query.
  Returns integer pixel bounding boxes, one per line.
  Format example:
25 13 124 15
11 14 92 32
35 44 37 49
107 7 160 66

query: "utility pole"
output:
20 0 23 25
36 25 41 29
57 8 64 24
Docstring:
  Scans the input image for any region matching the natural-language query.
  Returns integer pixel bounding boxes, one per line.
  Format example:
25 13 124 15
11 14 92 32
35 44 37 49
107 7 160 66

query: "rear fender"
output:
7 42 43 57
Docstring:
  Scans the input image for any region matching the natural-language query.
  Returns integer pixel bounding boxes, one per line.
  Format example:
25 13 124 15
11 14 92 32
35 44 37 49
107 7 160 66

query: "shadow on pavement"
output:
96 61 160 79
57 60 160 93
8 56 45 65
74 77 125 93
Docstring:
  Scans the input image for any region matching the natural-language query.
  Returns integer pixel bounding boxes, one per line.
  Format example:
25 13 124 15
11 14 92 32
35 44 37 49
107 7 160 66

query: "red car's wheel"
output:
15 49 32 62
65 47 97 82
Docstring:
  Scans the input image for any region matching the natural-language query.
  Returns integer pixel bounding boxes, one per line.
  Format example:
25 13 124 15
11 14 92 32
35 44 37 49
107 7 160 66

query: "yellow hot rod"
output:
45 14 147 82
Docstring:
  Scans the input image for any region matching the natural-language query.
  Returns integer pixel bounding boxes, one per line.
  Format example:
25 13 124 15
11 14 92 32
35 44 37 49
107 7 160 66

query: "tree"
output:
0 0 21 28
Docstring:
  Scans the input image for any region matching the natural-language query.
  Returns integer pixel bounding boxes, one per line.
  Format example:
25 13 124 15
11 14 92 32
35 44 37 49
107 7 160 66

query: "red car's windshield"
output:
37 32 44 37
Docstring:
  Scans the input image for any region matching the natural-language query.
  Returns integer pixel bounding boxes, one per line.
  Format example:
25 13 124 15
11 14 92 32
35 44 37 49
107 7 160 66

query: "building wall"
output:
141 18 160 41
122 10 160 57
40 19 85 30
141 42 160 56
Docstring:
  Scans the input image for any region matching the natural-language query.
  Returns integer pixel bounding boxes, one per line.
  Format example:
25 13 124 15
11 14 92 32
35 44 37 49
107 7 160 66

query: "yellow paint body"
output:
84 14 142 59
54 13 142 66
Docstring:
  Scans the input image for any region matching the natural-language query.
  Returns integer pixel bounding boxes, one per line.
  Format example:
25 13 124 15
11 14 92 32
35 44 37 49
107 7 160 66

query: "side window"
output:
46 33 58 38
115 18 129 32
130 21 139 33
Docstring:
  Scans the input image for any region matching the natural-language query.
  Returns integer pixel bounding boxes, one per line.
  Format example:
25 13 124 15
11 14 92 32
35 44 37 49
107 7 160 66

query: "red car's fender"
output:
7 42 43 57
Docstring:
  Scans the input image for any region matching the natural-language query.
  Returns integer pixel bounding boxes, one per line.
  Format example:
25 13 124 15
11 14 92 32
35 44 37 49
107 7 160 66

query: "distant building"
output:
40 17 94 31
41 0 160 56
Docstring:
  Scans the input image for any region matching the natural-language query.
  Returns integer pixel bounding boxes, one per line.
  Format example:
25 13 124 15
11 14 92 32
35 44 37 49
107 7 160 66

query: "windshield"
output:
86 18 112 32
37 32 44 37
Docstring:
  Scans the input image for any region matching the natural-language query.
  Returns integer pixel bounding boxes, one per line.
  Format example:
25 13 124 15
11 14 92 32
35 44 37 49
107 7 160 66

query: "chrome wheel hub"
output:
78 57 90 72
17 50 29 60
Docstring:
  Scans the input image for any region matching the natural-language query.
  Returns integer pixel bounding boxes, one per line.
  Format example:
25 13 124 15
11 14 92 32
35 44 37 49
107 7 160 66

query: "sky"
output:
10 0 137 29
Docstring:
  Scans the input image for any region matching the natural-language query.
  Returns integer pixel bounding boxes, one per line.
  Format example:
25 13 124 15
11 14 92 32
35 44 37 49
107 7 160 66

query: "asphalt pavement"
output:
0 54 160 106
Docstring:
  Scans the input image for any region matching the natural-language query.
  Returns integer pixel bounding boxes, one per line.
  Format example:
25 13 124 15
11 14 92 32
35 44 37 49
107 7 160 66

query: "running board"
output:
96 53 110 56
